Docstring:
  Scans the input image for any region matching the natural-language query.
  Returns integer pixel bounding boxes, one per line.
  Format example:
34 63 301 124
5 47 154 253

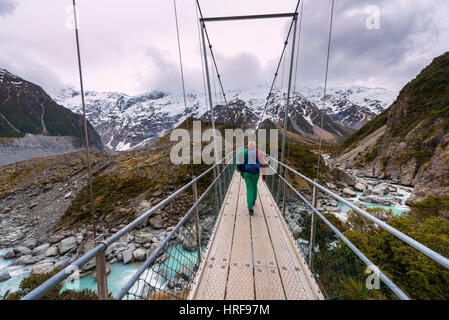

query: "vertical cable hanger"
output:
173 0 195 180
72 0 97 241
316 0 335 181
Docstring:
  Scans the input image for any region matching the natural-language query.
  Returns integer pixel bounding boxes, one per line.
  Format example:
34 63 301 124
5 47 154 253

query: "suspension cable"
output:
316 0 335 181
258 0 301 127
173 0 195 178
196 0 228 106
195 2 209 109
293 0 304 92
72 0 97 241
282 0 305 211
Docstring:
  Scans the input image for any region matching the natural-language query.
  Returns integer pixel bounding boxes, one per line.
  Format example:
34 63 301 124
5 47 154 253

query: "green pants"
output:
243 172 260 210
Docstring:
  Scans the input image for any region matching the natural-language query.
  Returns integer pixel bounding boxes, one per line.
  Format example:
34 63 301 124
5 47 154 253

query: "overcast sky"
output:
0 0 448 97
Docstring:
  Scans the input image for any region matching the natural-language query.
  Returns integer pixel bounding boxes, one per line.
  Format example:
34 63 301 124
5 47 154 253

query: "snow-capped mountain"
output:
54 88 208 151
302 87 396 129
53 85 396 152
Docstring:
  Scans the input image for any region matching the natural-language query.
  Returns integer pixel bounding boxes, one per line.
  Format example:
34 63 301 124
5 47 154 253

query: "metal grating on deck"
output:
190 172 323 300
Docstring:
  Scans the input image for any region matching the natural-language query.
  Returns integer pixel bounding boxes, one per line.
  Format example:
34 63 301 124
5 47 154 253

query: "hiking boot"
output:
249 209 254 216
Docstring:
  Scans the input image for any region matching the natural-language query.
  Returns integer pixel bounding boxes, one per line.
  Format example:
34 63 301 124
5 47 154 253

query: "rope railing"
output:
264 152 449 271
21 153 235 300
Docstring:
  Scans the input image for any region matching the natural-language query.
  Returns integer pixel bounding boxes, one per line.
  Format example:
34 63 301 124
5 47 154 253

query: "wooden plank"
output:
251 196 285 300
191 172 240 300
225 177 254 300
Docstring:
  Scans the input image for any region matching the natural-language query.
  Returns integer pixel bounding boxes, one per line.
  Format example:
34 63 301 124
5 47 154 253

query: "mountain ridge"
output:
54 85 393 152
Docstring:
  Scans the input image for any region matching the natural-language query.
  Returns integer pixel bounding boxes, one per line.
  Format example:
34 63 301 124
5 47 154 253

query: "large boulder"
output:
0 271 11 282
354 182 367 192
45 246 59 257
135 230 153 244
133 248 147 261
343 188 357 197
13 245 32 256
122 249 133 264
20 238 38 250
148 216 163 229
47 234 65 245
3 250 15 259
59 236 77 254
32 243 50 256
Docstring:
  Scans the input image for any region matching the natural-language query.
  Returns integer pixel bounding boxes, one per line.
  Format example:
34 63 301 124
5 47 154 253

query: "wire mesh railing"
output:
265 165 407 300
116 159 235 300
265 152 449 300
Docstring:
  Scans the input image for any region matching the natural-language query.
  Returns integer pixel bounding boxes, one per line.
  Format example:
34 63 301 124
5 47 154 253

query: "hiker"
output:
235 140 267 215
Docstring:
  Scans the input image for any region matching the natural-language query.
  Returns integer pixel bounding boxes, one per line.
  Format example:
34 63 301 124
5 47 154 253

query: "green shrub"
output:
2 269 99 300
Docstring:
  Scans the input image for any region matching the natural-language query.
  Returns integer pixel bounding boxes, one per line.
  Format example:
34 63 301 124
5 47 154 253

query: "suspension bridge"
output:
20 0 449 300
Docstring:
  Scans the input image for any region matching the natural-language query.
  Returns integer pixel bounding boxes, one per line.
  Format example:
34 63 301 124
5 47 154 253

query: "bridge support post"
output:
281 171 288 217
95 235 109 300
192 178 203 264
308 181 318 270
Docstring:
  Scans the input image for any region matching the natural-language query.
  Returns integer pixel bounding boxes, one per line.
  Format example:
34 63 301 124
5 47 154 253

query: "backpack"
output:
244 149 261 174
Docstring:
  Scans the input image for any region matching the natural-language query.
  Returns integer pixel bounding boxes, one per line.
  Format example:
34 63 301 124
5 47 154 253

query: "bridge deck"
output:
190 172 323 300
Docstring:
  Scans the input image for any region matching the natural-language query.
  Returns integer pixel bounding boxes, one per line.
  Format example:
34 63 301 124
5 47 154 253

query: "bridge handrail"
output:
269 164 409 300
22 153 234 300
114 157 234 299
264 152 449 271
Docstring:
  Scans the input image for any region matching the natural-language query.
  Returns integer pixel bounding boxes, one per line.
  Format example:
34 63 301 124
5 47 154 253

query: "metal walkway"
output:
189 172 323 300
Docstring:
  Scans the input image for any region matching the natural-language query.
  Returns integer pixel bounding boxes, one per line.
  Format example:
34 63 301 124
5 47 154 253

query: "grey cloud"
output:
294 0 449 91
0 54 65 95
0 0 17 17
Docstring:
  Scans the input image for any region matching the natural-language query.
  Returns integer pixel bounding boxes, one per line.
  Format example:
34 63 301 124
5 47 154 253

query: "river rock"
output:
363 188 374 196
13 245 32 256
122 249 133 264
359 196 392 206
176 264 196 281
54 258 71 270
81 258 96 271
12 255 30 266
0 271 11 282
148 216 163 229
135 230 153 244
47 234 65 244
32 261 54 275
45 245 59 257
105 242 119 256
59 236 77 254
133 248 147 261
20 238 38 249
354 183 367 192
343 188 357 197
32 243 50 256
3 250 15 259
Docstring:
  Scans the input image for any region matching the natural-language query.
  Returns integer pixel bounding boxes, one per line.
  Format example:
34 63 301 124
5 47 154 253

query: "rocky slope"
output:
0 119 227 277
54 85 392 152
337 51 449 202
0 69 103 164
